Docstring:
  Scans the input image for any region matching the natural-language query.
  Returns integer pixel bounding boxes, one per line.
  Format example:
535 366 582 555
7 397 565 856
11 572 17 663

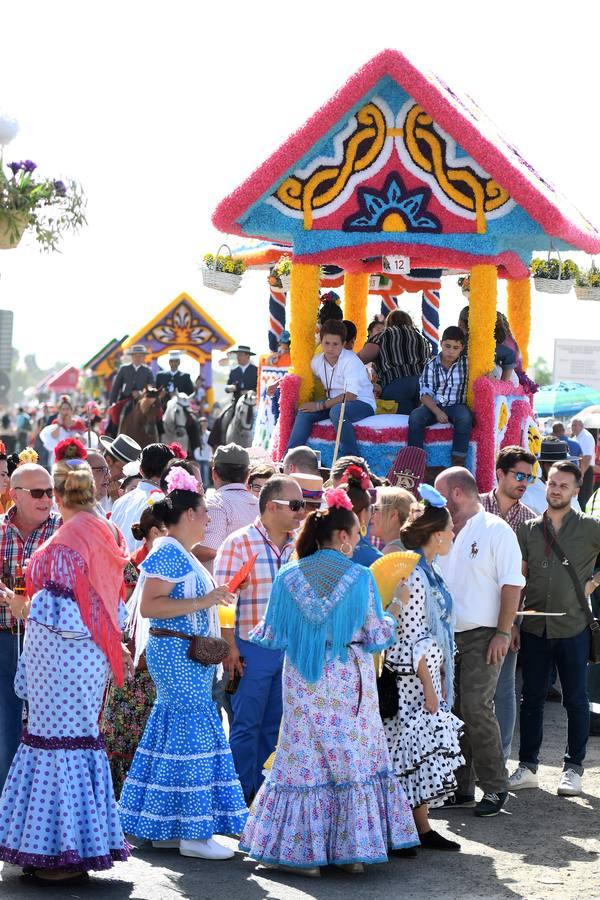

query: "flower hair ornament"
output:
418 483 447 508
168 442 187 460
147 490 165 507
324 487 354 512
341 463 372 491
18 448 38 466
165 467 200 494
55 437 88 467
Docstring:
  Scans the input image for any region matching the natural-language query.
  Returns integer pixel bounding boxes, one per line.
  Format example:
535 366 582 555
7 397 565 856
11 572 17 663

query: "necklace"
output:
322 356 338 398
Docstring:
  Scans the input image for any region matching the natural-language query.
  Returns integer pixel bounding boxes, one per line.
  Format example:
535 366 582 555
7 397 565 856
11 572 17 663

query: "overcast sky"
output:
1 0 599 375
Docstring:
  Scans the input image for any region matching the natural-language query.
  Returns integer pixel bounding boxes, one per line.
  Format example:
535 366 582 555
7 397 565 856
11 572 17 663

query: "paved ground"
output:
1 697 599 900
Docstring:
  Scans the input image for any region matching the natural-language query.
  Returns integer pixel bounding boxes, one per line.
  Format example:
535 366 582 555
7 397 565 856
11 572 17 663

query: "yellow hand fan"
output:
370 551 421 609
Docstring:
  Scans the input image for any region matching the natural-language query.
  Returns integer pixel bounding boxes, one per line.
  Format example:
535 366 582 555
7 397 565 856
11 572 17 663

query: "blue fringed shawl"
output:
251 549 388 683
415 552 456 707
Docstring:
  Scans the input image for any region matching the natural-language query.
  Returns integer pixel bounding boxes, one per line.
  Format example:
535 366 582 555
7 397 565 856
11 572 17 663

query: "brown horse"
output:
119 389 162 448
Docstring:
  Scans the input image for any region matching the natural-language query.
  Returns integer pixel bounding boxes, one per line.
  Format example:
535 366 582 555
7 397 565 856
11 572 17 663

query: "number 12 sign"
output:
382 255 410 274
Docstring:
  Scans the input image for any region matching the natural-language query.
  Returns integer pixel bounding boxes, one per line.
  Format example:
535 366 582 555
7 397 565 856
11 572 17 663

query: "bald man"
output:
0 464 62 790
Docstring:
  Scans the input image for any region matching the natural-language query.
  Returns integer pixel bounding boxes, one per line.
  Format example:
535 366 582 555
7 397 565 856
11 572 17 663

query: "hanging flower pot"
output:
201 244 245 294
531 251 577 295
574 262 600 301
278 274 291 292
458 275 470 296
0 212 29 249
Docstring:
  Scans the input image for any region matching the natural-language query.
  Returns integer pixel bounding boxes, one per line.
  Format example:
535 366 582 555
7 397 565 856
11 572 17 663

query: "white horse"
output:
163 394 190 452
225 390 256 448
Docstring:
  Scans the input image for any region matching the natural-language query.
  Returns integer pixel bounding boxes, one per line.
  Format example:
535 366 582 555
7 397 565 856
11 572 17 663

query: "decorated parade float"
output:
211 49 600 490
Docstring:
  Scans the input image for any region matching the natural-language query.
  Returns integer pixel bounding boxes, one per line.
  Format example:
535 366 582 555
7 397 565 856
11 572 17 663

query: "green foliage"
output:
274 256 292 277
531 355 552 388
531 257 579 281
203 252 245 275
576 262 600 287
458 275 470 291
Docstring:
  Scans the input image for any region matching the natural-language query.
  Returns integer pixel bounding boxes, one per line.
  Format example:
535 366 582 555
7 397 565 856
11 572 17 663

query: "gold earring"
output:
339 541 353 557
360 524 367 537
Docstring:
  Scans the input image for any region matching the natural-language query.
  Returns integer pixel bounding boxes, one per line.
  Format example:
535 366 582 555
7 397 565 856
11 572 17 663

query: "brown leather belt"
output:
149 627 193 642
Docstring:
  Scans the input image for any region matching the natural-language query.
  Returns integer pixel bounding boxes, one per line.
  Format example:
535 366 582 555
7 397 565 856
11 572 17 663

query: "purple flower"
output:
22 159 37 173
7 161 22 176
53 179 66 196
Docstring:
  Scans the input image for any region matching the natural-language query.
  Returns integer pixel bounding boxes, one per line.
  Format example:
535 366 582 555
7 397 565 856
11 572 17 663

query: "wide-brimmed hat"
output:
538 439 569 463
234 345 256 356
130 344 148 354
290 472 324 504
213 442 249 467
99 433 142 464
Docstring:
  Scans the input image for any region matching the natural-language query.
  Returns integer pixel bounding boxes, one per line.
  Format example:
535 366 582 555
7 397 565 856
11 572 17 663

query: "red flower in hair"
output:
341 464 372 491
55 437 87 462
168 442 187 460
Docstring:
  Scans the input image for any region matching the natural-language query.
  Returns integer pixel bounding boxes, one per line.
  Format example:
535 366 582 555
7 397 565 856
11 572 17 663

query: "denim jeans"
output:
494 648 518 762
0 632 24 792
380 375 420 414
407 403 472 458
286 400 373 459
519 627 591 774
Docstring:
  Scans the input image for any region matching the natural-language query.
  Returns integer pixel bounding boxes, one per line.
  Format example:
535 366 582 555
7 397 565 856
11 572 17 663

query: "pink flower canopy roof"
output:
213 49 600 278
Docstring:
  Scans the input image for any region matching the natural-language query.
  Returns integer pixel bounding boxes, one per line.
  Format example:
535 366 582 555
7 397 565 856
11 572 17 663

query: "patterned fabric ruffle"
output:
240 772 419 867
22 730 106 751
0 845 128 873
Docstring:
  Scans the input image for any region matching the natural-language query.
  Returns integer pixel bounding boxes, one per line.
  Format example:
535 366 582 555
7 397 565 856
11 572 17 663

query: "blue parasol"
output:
534 381 600 418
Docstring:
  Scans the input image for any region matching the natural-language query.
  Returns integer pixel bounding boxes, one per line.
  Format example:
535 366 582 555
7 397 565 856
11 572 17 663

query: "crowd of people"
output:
0 302 599 886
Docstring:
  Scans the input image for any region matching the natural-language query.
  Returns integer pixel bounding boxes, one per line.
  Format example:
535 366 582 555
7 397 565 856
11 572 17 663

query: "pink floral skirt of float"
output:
239 653 419 869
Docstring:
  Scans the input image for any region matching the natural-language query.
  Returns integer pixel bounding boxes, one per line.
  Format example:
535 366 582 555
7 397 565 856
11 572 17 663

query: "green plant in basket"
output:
576 262 600 287
0 157 86 251
203 252 245 275
274 256 292 277
458 275 470 291
531 257 579 280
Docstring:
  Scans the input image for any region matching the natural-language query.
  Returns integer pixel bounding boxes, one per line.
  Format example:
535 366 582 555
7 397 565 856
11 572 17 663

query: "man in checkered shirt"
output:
0 464 61 790
214 475 305 803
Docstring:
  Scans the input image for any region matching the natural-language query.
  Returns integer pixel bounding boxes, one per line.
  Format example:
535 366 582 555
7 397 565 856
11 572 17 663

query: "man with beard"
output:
480 446 536 762
510 460 600 797
434 467 524 817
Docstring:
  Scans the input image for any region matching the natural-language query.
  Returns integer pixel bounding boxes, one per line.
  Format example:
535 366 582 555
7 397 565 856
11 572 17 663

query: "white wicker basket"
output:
201 243 243 294
279 274 291 292
533 277 574 295
575 285 600 302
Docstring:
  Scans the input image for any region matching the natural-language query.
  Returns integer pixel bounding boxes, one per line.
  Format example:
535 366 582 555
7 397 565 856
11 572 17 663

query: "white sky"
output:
1 0 600 375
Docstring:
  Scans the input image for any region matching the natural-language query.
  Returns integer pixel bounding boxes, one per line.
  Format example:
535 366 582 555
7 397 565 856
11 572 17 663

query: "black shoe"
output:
419 829 461 851
474 791 508 817
390 846 418 858
442 792 476 809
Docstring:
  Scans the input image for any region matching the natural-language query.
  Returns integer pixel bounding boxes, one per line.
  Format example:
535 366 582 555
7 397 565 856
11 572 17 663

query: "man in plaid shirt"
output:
0 464 61 790
214 475 305 802
480 445 536 763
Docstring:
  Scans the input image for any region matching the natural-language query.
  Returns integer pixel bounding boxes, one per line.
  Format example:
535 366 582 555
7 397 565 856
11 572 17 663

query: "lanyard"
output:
322 358 338 399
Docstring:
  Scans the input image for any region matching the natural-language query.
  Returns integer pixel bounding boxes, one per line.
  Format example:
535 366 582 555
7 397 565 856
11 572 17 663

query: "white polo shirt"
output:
437 507 525 632
311 349 375 410
575 427 595 462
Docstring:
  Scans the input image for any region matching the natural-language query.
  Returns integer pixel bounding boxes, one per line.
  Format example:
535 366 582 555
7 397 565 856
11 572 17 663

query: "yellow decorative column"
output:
343 272 369 349
467 264 497 407
290 262 321 405
506 277 531 371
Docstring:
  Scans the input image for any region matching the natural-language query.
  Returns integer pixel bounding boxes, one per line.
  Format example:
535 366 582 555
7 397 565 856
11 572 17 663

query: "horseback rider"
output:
156 351 195 398
108 344 155 429
227 345 258 392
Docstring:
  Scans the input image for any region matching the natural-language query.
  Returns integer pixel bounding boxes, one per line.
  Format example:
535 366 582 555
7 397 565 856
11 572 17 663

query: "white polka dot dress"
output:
383 568 464 809
118 541 247 840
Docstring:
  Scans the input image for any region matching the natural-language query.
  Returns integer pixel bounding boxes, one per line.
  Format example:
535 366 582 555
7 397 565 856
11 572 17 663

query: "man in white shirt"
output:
286 320 375 458
570 418 596 508
435 467 525 818
111 443 175 550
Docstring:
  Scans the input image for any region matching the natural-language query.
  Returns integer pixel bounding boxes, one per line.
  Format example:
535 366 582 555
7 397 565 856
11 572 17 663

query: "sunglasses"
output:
509 470 535 484
15 487 54 499
272 498 306 511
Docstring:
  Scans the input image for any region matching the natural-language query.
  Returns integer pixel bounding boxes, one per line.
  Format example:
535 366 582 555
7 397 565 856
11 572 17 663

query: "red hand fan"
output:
227 554 259 592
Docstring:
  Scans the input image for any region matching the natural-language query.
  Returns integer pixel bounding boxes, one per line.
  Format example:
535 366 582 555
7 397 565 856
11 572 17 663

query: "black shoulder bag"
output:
538 522 600 664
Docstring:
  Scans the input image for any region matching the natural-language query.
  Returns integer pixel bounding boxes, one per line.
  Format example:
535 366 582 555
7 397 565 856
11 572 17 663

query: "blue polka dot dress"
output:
118 539 247 840
0 547 129 872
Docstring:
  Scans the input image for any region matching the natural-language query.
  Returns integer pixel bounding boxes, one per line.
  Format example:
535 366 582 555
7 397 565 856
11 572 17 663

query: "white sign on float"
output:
382 255 410 275
553 339 600 390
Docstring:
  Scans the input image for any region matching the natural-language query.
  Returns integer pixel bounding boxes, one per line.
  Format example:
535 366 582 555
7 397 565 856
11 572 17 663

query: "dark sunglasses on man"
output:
15 487 54 499
272 498 306 512
509 470 535 484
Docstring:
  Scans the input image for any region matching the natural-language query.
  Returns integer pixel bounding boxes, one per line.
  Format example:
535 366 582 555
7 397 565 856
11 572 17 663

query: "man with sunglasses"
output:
0 464 61 791
214 476 305 803
480 446 536 764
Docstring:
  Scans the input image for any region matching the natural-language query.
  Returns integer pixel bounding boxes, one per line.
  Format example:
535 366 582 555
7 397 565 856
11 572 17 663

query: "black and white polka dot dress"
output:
383 568 464 809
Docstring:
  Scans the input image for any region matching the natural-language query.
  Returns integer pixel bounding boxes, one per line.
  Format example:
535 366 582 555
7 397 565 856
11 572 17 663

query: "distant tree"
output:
9 351 68 402
532 356 552 387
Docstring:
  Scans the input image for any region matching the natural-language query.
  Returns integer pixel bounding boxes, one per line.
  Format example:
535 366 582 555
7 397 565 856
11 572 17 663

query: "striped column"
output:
380 294 399 317
268 283 287 352
421 289 440 353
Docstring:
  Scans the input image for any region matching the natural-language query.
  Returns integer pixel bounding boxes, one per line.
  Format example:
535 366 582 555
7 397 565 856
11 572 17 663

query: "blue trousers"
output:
494 648 518 762
519 628 591 773
380 375 420 414
0 632 24 792
229 638 283 802
407 403 472 458
286 400 373 459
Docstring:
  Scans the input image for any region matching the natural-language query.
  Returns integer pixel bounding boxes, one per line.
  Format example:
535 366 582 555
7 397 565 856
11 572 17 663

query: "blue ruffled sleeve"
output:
141 541 192 582
357 572 396 652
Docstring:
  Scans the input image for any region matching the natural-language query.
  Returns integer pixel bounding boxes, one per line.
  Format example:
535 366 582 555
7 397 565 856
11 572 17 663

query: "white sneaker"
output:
179 838 235 860
557 768 582 797
152 840 180 848
508 765 539 790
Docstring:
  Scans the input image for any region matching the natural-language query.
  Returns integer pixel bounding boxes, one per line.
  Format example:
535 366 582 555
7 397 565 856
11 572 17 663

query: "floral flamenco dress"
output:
383 557 464 809
0 515 130 873
240 549 419 869
118 538 247 841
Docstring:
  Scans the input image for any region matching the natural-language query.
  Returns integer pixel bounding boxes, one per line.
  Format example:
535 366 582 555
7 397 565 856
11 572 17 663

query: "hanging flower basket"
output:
0 212 29 249
279 274 291 292
201 243 245 294
534 276 574 295
531 250 577 295
575 285 600 302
